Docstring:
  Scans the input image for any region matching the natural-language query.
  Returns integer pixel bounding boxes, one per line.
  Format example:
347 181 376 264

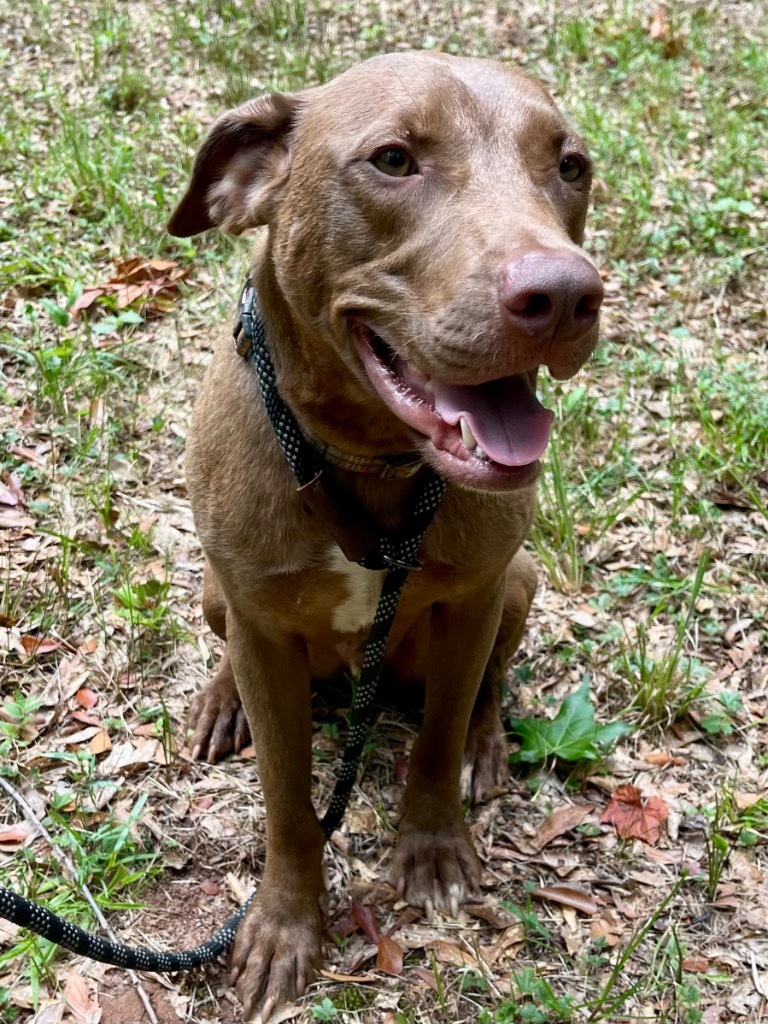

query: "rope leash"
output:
0 281 444 973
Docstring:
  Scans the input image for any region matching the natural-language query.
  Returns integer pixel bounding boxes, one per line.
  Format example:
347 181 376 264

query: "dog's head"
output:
170 53 602 492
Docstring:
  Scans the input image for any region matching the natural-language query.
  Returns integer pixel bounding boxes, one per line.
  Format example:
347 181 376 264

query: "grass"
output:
0 1 767 1022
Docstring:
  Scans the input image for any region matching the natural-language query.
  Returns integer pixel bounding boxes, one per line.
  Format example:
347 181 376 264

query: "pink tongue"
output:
431 374 554 467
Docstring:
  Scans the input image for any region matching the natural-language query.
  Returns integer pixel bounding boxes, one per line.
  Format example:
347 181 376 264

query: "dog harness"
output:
0 278 446 974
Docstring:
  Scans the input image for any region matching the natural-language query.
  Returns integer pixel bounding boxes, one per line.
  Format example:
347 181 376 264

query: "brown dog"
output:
168 52 602 1020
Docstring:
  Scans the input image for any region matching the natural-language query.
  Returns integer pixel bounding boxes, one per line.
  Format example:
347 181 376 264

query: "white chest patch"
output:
326 546 386 635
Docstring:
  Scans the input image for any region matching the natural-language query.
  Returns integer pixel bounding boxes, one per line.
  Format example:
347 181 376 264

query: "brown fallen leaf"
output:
411 965 440 991
319 970 378 983
0 824 31 845
376 935 404 976
429 939 481 968
0 507 35 529
351 900 380 944
88 730 112 755
649 6 670 39
63 972 100 1024
682 957 710 973
20 635 64 657
642 750 685 767
533 802 594 850
531 885 599 915
75 687 98 709
601 785 669 845
70 258 191 320
0 471 25 507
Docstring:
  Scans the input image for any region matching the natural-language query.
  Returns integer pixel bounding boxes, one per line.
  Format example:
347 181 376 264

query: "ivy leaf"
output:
508 681 631 765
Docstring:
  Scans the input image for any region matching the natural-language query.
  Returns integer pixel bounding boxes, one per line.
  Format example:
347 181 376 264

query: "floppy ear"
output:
167 91 305 237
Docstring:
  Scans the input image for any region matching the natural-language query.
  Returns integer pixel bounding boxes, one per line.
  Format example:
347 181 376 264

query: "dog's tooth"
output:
460 416 477 450
474 445 489 461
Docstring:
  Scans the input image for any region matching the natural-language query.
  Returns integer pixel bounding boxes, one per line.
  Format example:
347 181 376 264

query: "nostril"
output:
574 292 603 321
508 292 553 319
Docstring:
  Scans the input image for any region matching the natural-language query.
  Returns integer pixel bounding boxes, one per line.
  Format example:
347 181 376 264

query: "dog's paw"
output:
461 723 508 804
231 890 325 1022
389 819 481 918
188 672 250 763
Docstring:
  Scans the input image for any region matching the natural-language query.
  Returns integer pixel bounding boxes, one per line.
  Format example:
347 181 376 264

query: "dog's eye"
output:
559 155 587 182
371 147 418 177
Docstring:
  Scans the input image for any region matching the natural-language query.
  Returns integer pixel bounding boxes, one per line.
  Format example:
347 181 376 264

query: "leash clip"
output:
233 281 256 357
381 553 422 572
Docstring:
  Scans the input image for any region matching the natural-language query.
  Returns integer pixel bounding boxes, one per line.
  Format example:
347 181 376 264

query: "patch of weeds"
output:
697 690 743 736
112 576 183 671
0 690 43 766
501 900 557 951
697 788 768 897
0 793 162 993
693 360 768 489
531 433 585 593
618 553 710 726
508 680 631 768
482 968 574 1023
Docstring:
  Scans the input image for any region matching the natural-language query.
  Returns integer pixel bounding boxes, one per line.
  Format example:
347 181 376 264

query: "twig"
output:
0 774 159 1024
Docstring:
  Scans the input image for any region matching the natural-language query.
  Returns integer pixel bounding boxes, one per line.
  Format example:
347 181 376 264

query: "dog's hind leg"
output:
188 561 250 761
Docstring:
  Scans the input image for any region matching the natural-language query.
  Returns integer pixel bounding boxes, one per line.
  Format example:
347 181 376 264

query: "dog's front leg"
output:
226 611 326 1021
389 582 505 916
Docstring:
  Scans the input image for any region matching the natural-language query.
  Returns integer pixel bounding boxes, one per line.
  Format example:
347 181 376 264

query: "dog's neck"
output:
240 255 435 546
252 253 424 468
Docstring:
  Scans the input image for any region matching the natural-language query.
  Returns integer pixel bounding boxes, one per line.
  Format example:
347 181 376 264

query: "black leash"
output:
0 279 444 973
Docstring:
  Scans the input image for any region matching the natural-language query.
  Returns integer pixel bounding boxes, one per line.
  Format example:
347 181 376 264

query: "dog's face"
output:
170 53 602 492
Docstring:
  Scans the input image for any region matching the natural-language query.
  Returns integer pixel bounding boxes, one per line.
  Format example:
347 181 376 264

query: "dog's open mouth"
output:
353 326 555 491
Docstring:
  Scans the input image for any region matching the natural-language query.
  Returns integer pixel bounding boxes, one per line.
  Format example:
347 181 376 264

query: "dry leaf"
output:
642 750 685 767
351 900 380 944
411 965 440 991
531 885 599 915
429 939 480 968
75 688 99 709
649 6 670 39
319 970 378 983
682 957 710 973
0 471 25 507
0 824 31 845
70 258 191 320
63 973 100 1024
533 802 594 850
21 635 64 657
376 935 404 976
88 730 112 755
601 785 669 845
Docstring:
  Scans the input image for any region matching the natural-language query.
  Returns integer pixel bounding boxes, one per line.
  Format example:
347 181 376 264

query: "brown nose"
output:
498 250 604 343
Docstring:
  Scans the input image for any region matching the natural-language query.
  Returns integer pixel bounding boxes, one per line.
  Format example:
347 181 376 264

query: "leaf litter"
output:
1 1 767 1023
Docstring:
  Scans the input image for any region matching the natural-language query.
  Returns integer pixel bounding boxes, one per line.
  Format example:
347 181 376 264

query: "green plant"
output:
698 691 743 736
619 552 710 725
311 997 340 1020
508 681 631 766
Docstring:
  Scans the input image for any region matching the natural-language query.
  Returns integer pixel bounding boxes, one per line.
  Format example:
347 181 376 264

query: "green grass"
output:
1 1 767 1022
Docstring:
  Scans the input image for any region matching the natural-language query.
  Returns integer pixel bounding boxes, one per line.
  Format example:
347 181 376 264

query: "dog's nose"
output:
498 250 604 343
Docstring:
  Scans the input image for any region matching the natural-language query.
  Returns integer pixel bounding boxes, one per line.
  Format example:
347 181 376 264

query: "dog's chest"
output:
326 546 386 634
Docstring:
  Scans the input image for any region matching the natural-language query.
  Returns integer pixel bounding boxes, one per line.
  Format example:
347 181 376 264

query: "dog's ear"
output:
167 91 305 237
